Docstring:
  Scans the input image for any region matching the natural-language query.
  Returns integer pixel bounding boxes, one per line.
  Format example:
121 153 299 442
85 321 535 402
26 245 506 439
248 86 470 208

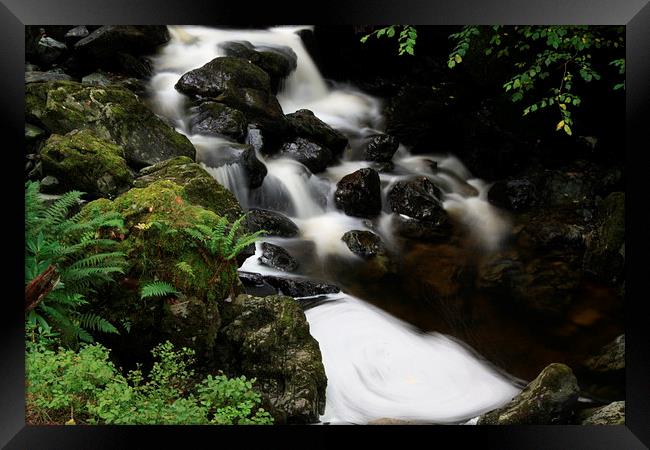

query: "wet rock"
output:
262 275 340 298
334 168 381 218
259 242 299 272
238 271 277 296
188 102 248 141
220 41 297 94
488 178 538 211
215 294 327 423
388 177 444 222
135 156 243 220
26 81 195 168
277 137 333 174
584 334 625 374
198 141 267 189
285 109 348 155
477 363 579 424
246 208 299 237
245 125 265 153
341 230 387 259
176 56 272 98
543 170 596 209
81 72 111 85
577 401 625 425
364 133 399 162
40 129 133 198
583 192 625 284
64 25 89 44
39 176 60 194
521 214 587 251
25 70 73 84
25 123 46 142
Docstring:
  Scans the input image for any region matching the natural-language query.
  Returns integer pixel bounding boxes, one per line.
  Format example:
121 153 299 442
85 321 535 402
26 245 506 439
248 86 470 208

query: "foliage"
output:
447 25 625 135
25 181 126 345
360 25 418 55
140 281 179 299
26 340 274 425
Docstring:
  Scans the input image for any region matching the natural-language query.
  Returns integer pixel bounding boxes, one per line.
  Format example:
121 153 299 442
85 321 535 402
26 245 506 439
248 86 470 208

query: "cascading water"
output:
149 25 519 424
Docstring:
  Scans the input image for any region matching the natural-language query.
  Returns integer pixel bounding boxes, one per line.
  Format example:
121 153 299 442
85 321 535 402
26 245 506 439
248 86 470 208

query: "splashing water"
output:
149 25 519 424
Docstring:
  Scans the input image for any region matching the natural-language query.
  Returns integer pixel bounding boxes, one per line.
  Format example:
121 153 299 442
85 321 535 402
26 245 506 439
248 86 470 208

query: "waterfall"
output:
149 25 519 424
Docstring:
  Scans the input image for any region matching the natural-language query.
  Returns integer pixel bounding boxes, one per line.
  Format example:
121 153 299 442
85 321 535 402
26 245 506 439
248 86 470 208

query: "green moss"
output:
40 129 133 197
26 81 195 167
135 157 243 221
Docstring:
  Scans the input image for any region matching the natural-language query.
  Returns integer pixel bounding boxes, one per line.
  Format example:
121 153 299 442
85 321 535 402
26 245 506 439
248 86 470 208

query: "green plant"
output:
447 25 625 135
26 340 274 425
25 181 126 344
360 25 418 55
140 280 179 299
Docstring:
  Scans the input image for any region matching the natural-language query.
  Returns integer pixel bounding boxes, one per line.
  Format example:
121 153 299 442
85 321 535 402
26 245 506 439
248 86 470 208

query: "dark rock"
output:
198 141 267 189
35 36 68 66
477 363 580 424
26 81 195 168
238 271 277 296
246 208 299 237
488 178 538 211
577 401 625 425
543 170 596 209
39 176 60 194
81 72 111 85
364 133 399 162
521 214 587 251
259 242 299 272
285 109 348 155
277 137 333 173
25 123 46 142
262 275 340 298
189 102 248 141
334 168 381 218
25 70 73 84
216 87 288 141
388 177 452 240
64 25 89 44
583 192 625 284
219 41 297 94
215 294 327 423
176 56 272 98
245 125 265 153
74 25 170 57
584 334 625 374
341 230 387 258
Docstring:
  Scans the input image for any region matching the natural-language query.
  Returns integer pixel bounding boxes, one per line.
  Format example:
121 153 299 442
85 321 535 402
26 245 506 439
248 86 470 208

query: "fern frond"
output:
140 281 179 299
43 190 84 226
221 215 244 255
61 266 125 281
67 252 126 271
77 313 119 334
175 261 196 279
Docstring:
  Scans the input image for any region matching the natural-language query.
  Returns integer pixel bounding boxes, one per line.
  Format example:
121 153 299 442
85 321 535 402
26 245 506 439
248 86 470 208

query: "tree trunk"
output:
25 265 59 313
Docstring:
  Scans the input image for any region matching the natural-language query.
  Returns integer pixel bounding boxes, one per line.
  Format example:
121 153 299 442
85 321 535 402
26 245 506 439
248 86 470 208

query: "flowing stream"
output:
149 25 521 424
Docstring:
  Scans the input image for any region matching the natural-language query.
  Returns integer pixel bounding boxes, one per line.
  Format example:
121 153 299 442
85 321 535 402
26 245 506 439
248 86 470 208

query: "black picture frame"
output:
1 0 648 448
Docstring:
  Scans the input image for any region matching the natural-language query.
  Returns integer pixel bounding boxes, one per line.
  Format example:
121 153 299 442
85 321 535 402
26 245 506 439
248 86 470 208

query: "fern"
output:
140 281 179 299
25 181 126 345
175 262 196 280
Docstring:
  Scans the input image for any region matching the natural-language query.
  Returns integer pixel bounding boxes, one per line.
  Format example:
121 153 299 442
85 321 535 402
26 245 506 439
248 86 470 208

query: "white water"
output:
149 25 519 424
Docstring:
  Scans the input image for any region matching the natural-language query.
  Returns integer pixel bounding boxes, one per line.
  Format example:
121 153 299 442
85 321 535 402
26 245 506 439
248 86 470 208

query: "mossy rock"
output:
215 294 327 424
135 156 242 221
80 180 238 362
25 80 195 168
40 129 133 198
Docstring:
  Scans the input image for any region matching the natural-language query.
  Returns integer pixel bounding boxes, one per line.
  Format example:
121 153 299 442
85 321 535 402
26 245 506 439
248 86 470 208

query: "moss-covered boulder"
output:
26 81 195 168
214 294 327 424
40 129 133 198
577 401 625 425
134 156 242 221
477 363 579 425
80 180 238 363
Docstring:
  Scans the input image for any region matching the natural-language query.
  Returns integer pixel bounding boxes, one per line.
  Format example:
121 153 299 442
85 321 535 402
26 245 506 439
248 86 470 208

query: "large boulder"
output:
577 401 625 425
258 242 299 272
40 129 133 198
262 275 340 298
477 363 580 425
285 109 348 155
245 208 299 237
334 168 381 218
188 102 248 141
363 133 399 162
277 138 333 174
175 56 272 98
26 81 196 168
215 294 328 423
583 192 625 284
25 70 73 84
79 180 240 363
134 156 243 221
219 41 297 94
